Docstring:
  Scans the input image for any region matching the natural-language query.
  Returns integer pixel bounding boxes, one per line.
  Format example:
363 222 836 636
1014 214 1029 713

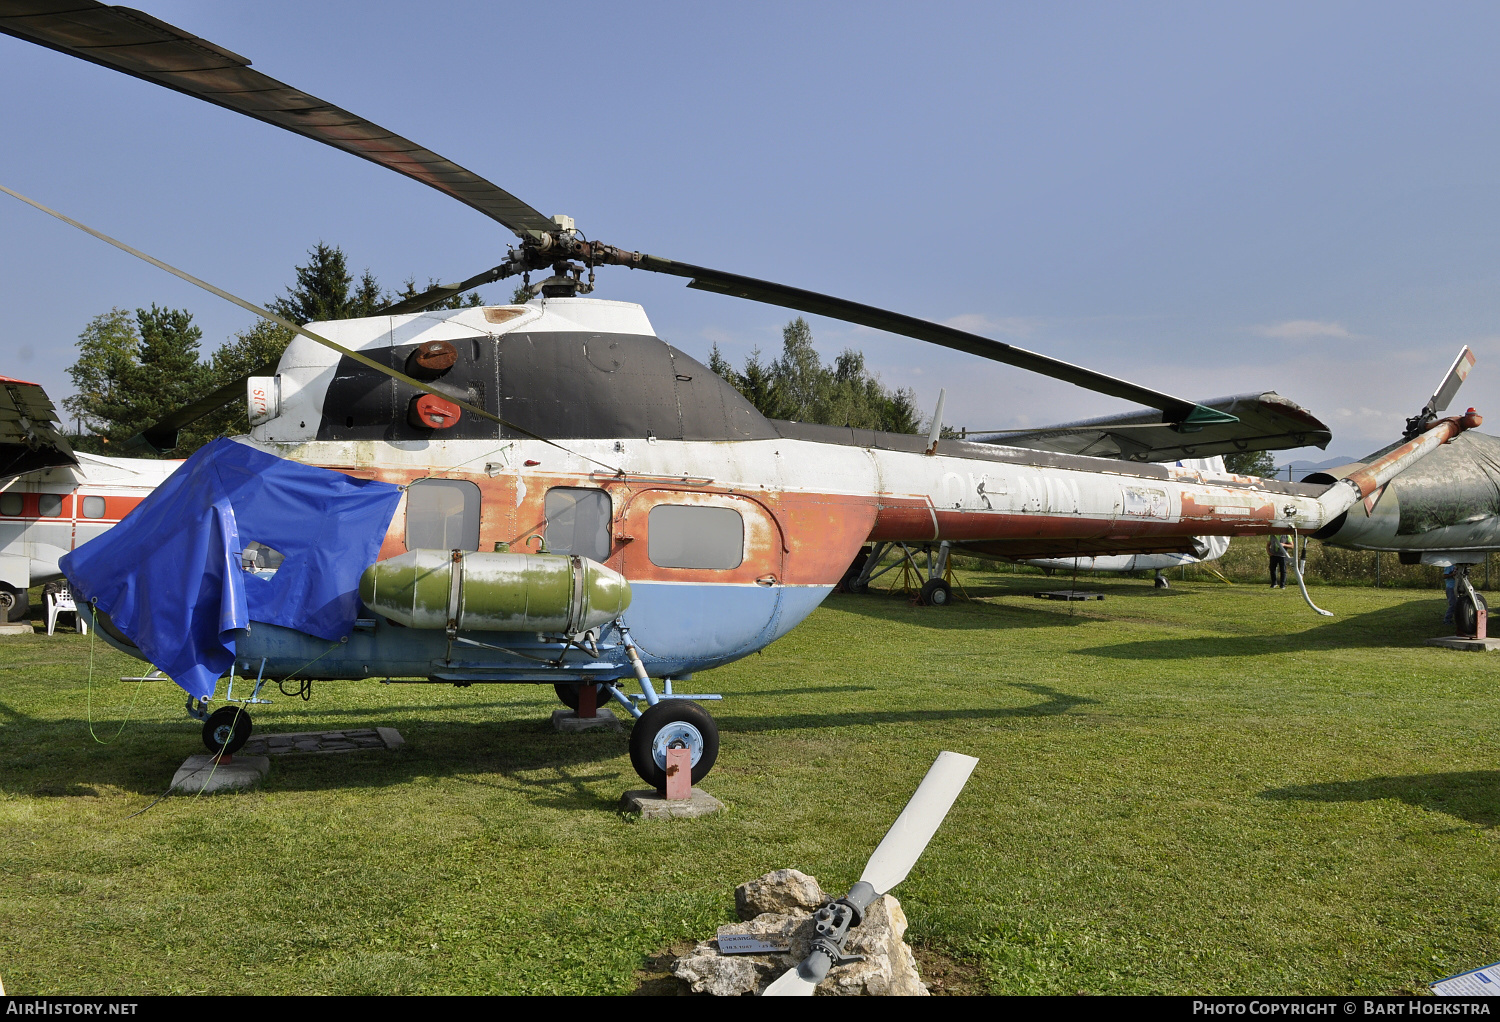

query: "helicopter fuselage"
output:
143 295 1419 686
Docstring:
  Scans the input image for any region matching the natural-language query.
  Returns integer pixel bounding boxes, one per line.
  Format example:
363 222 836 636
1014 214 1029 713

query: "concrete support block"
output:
1425 636 1500 651
170 754 269 794
620 787 723 820
552 707 621 732
0 622 34 636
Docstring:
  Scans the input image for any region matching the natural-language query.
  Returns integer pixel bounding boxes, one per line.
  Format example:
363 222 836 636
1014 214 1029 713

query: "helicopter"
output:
1302 347 1500 633
0 2 1483 790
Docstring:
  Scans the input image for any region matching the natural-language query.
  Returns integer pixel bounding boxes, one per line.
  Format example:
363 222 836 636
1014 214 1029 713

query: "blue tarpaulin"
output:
62 439 403 699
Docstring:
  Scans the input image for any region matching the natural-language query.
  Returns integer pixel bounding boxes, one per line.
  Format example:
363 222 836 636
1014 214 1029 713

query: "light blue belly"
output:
209 581 837 684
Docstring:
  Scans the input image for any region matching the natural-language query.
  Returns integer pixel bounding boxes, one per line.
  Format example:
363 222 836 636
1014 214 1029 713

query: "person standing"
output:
1267 533 1291 588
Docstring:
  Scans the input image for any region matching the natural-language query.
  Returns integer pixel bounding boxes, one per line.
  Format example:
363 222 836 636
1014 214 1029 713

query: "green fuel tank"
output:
359 549 631 634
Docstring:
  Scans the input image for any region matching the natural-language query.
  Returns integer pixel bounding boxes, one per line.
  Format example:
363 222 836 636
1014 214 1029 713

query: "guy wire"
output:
86 600 147 745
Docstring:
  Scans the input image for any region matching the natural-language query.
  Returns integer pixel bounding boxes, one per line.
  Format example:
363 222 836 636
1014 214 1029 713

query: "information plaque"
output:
716 930 790 955
1432 962 1500 996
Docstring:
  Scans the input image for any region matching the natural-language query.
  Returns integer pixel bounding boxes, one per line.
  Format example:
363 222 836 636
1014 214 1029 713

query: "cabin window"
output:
545 487 611 562
81 496 106 519
38 494 63 517
405 478 481 551
648 504 744 569
0 494 19 516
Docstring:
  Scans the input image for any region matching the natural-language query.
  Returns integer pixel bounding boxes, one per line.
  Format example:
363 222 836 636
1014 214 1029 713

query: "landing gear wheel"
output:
1154 573 1170 589
628 700 719 790
1457 592 1489 638
0 584 27 623
553 682 616 711
838 549 871 594
919 578 953 607
202 706 252 755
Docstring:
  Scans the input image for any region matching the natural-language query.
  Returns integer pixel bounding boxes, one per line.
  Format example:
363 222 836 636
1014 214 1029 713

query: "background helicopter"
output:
2 2 1482 790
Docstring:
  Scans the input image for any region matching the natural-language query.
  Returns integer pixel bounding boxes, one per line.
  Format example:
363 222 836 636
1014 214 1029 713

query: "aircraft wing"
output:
0 376 77 482
978 392 1331 463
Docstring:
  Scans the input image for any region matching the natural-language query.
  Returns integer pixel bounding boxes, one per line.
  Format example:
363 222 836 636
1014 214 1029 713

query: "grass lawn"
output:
2 570 1498 995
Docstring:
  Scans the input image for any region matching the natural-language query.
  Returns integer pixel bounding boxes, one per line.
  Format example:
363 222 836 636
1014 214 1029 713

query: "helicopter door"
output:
615 490 787 662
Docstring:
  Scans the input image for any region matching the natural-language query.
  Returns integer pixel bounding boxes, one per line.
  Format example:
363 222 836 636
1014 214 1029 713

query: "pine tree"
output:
710 318 921 433
270 242 386 324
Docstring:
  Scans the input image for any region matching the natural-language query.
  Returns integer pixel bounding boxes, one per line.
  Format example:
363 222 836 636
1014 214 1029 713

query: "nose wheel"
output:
202 706 252 755
628 700 719 790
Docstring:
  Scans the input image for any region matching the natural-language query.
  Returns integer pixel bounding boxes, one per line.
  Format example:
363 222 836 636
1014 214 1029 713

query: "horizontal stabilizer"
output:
980 392 1331 463
0 375 76 482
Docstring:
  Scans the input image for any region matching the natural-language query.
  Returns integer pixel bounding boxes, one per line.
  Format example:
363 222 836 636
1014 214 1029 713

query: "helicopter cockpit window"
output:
241 541 286 572
544 488 611 562
405 478 481 552
647 504 744 569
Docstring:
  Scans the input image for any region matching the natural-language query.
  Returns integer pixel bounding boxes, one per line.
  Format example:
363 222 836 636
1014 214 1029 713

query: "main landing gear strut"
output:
552 626 723 789
1453 565 1490 639
842 541 957 606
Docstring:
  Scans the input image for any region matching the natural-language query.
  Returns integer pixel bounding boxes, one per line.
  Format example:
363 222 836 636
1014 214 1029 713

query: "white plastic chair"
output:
45 582 86 636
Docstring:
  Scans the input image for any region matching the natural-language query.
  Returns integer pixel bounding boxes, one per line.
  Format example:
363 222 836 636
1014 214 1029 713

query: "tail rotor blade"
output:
1428 346 1476 417
859 751 979 895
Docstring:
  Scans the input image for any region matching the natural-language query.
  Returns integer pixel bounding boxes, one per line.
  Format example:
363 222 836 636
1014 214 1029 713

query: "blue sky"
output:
4 1 1500 461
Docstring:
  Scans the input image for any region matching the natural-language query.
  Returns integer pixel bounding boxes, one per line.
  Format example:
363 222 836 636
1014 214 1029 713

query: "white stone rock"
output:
672 870 928 996
735 868 826 920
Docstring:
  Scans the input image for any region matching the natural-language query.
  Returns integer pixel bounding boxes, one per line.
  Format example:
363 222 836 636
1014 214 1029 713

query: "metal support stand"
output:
895 545 922 599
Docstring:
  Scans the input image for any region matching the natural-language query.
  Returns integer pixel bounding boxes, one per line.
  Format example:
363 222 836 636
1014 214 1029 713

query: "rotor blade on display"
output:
762 963 819 997
1427 346 1475 417
119 361 276 454
763 750 979 998
860 751 979 895
630 255 1237 427
0 1 555 238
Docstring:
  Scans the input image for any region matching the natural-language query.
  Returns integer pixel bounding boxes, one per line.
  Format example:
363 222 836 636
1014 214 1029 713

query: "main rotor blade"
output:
860 751 978 896
381 264 514 316
0 1 555 238
632 255 1236 426
119 362 276 455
